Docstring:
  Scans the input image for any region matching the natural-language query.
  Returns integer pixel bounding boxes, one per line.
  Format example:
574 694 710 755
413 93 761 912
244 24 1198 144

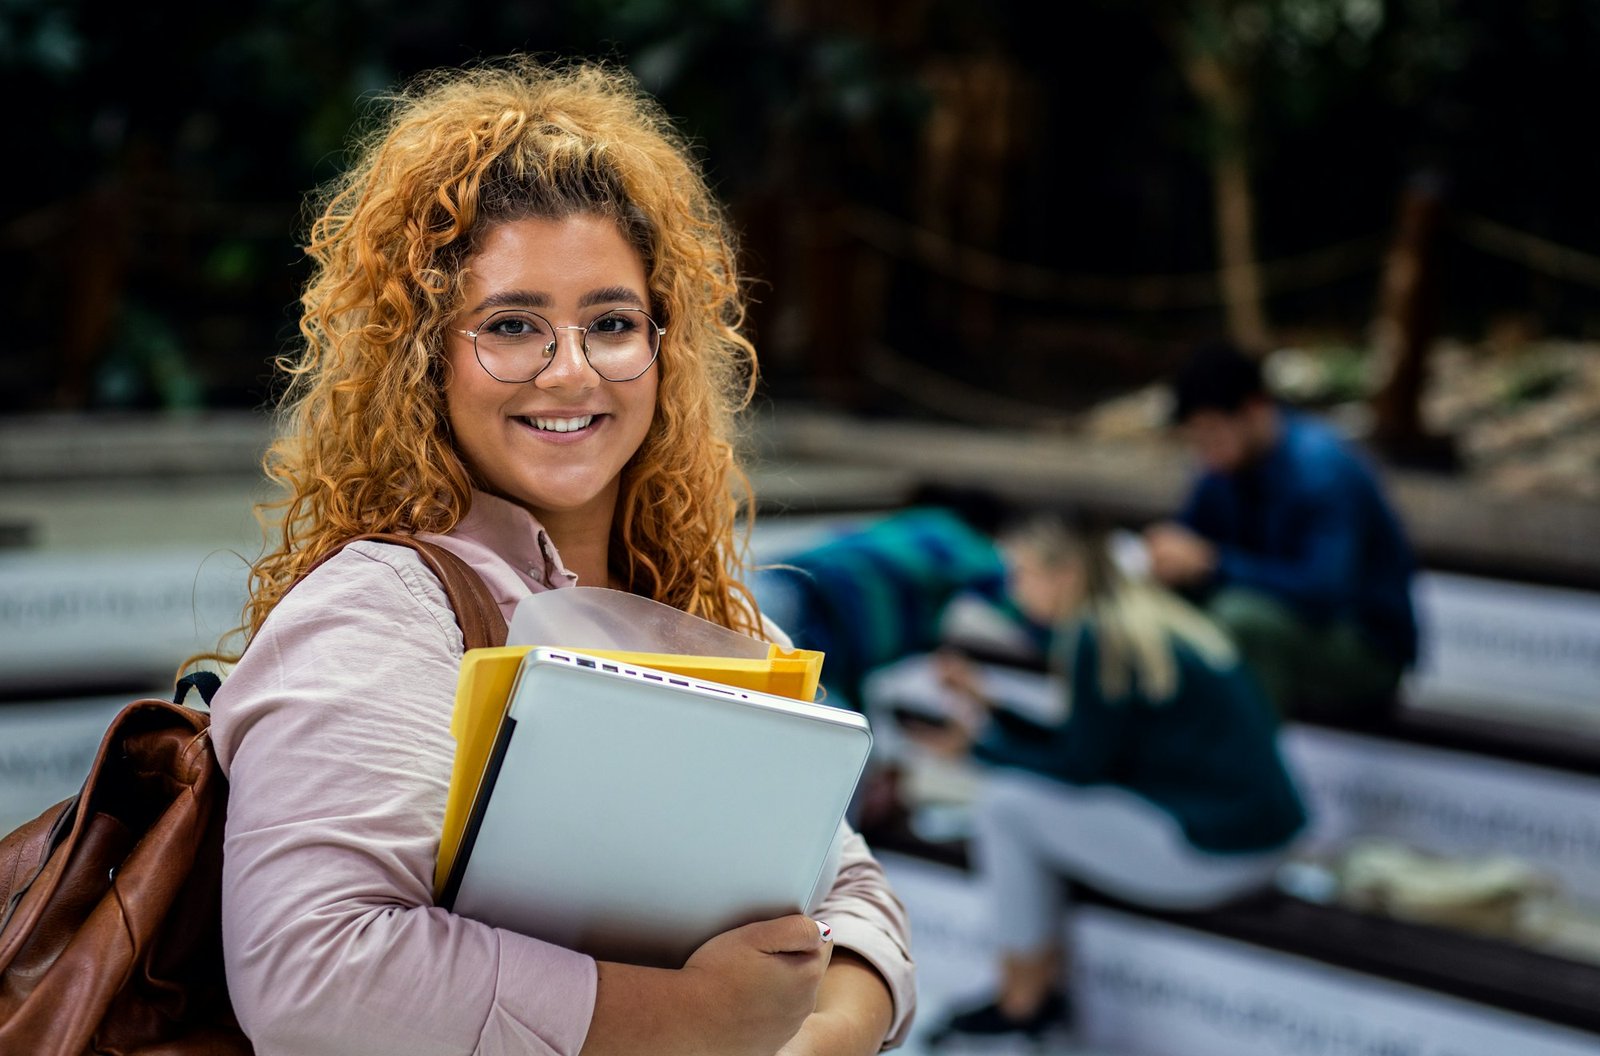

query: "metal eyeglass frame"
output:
453 307 665 383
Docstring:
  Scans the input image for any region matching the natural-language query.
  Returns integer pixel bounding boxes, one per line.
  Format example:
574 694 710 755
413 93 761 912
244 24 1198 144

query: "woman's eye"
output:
591 312 636 335
488 313 544 339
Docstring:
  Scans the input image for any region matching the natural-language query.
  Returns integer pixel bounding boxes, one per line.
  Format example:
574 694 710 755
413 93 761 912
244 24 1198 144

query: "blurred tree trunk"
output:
1163 3 1271 353
1209 135 1270 352
55 179 131 408
1369 172 1458 469
913 50 1034 368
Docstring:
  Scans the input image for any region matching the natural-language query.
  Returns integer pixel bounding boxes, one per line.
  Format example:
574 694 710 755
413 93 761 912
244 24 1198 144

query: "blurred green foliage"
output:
2 0 1599 413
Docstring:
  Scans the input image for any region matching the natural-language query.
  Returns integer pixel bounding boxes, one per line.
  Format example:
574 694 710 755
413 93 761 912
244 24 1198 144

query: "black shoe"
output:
925 990 1071 1047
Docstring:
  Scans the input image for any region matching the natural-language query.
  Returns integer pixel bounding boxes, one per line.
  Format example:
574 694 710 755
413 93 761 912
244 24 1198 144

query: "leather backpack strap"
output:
328 533 509 650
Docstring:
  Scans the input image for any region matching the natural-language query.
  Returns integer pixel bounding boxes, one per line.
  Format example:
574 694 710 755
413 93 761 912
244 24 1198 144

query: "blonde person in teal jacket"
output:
922 511 1307 1047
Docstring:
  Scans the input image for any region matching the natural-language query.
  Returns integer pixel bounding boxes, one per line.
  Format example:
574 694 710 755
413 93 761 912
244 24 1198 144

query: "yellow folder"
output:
435 643 824 895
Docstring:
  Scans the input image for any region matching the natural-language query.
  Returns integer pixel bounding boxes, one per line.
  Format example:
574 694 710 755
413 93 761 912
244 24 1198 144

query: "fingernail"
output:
816 920 832 941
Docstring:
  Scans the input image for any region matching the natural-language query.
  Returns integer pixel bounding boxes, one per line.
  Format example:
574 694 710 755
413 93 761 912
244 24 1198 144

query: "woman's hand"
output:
680 914 833 1054
900 649 990 759
581 914 831 1055
902 720 977 760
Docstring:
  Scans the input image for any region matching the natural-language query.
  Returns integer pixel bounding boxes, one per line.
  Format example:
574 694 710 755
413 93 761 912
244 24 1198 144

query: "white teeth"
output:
526 415 594 433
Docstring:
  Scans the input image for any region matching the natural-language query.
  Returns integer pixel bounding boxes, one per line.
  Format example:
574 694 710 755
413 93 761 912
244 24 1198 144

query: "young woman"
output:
206 57 914 1056
922 512 1307 1046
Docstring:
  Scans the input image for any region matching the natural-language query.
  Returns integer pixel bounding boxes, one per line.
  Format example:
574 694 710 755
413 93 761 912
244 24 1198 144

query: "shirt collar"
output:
453 489 580 592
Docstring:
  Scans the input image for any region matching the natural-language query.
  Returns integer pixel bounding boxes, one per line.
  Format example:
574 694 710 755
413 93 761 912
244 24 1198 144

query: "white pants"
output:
973 769 1290 953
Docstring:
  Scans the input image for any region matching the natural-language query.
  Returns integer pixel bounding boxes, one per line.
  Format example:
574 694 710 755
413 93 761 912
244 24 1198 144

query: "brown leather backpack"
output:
0 535 505 1055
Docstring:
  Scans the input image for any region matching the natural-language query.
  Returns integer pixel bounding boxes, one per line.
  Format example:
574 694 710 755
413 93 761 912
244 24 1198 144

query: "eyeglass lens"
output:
473 308 659 383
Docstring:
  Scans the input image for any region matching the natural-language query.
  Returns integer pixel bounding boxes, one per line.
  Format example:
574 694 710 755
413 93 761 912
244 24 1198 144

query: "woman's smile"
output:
518 413 597 434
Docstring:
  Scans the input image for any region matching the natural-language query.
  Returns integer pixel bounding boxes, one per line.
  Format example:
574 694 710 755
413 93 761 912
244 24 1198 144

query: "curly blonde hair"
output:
235 56 762 651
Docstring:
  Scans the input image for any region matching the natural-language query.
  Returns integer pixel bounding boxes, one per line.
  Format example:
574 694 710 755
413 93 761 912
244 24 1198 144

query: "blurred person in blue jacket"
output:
922 511 1306 1046
1143 341 1419 720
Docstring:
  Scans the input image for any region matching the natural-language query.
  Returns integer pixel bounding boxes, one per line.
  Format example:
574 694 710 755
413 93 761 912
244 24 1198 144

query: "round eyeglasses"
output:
453 308 665 383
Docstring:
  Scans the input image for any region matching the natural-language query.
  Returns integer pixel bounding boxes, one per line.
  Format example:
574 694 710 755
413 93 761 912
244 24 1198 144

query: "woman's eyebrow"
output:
577 285 647 310
468 285 646 315
471 289 549 314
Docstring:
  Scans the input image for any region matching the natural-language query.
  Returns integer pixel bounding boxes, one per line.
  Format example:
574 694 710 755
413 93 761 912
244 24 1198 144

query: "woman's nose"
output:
534 327 599 387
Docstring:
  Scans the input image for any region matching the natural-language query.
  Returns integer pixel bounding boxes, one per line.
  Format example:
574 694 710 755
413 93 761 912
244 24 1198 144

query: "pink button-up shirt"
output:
211 491 916 1055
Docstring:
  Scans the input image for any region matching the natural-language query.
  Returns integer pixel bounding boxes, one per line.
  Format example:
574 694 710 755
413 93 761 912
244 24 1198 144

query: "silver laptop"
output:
439 647 873 968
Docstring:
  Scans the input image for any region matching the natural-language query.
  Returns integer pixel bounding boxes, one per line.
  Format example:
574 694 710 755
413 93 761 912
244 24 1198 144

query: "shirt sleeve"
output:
1213 483 1361 617
973 627 1129 786
1177 475 1223 536
210 544 598 1056
811 825 919 1050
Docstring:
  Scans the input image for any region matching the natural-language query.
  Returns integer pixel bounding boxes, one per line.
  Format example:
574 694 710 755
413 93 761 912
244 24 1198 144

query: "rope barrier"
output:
859 342 1083 427
1454 213 1600 292
838 206 1600 307
837 207 1387 310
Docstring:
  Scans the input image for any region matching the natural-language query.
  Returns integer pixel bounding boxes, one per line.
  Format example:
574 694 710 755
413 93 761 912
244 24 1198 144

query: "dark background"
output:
4 0 1598 422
